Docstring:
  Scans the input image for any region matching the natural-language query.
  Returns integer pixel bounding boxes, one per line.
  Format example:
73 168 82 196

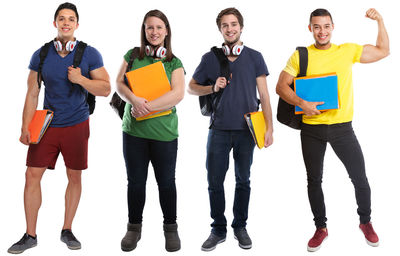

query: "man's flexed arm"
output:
360 8 390 63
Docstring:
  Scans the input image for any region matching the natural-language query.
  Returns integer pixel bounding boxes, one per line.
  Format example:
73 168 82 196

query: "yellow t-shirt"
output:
284 43 363 125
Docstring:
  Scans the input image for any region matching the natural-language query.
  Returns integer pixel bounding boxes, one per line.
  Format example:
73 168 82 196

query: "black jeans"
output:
206 129 255 236
301 122 371 228
123 132 177 224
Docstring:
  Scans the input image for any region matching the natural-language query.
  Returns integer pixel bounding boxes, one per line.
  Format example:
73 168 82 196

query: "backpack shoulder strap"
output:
37 40 53 89
73 41 88 68
126 47 140 72
296 46 308 77
211 46 230 81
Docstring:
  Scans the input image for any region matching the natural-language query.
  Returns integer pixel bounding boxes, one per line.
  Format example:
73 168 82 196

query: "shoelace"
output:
364 224 375 235
16 234 33 245
62 231 78 241
313 229 326 239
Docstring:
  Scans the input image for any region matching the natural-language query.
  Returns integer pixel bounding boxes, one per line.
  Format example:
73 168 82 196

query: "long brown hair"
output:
140 10 173 62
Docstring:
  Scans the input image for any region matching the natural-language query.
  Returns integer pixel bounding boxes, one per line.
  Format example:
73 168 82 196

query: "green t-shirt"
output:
122 49 183 141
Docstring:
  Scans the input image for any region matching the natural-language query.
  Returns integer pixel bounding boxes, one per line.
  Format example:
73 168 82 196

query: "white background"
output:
0 0 398 255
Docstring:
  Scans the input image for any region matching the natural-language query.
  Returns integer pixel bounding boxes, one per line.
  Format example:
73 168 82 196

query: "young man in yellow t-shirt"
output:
276 8 389 252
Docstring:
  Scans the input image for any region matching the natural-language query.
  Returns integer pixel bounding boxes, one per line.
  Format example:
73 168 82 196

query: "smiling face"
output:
220 14 242 46
144 16 168 47
309 15 334 50
53 8 78 41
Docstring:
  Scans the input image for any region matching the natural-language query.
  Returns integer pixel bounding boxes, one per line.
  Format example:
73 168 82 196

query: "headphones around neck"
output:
145 45 167 58
53 39 77 52
222 43 244 56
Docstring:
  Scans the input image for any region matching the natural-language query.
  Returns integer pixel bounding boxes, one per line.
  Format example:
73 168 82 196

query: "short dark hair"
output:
54 2 79 22
309 8 333 24
216 7 244 30
140 10 173 62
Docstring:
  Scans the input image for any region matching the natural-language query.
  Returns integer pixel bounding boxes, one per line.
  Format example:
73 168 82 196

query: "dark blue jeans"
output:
123 132 177 224
206 129 255 236
301 122 371 228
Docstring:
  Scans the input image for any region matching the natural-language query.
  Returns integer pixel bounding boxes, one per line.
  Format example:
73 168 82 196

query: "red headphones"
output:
222 43 244 56
53 39 77 52
145 45 167 58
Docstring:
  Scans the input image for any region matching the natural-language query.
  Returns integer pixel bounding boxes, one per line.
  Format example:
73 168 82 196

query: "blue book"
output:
294 73 339 114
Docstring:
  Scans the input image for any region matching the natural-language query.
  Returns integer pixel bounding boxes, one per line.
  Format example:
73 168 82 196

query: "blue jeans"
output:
301 122 371 228
123 132 178 224
206 129 255 236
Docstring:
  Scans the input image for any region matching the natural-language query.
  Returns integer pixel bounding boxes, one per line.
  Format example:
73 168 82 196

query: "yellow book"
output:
244 111 267 149
125 61 172 121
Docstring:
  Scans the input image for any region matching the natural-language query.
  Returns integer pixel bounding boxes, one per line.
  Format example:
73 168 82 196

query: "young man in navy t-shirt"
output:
8 2 110 254
188 7 273 251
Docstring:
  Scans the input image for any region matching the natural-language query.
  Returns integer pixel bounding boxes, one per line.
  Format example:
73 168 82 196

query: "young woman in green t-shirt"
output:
115 9 185 253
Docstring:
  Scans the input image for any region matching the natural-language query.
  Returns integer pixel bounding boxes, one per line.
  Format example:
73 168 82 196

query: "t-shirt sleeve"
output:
124 49 133 63
283 50 299 77
171 57 184 73
351 43 363 63
256 52 269 77
28 49 41 72
87 46 104 71
192 54 209 85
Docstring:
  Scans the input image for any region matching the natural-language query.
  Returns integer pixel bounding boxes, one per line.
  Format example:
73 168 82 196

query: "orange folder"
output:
28 110 53 144
125 61 172 120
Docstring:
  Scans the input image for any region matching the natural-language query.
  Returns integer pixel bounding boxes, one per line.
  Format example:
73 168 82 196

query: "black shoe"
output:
201 233 226 251
234 227 252 249
8 234 37 254
60 229 81 250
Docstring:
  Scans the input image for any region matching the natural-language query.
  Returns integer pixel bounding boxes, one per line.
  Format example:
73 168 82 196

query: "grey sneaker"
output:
60 229 81 250
201 233 226 251
234 228 252 249
121 223 142 252
7 233 37 254
163 223 181 252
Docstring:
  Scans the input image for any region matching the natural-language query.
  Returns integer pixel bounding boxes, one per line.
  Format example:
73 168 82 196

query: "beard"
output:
224 34 241 47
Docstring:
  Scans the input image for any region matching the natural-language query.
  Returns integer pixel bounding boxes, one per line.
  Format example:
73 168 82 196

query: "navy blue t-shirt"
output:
29 41 103 127
193 46 269 130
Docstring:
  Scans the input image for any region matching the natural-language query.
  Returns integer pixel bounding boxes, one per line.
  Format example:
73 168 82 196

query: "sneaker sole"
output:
359 228 379 247
307 236 328 252
60 238 81 250
7 243 37 254
201 238 226 252
233 235 252 249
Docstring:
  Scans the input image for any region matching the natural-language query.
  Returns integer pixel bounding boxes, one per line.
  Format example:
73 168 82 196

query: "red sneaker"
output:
307 228 328 252
359 222 379 247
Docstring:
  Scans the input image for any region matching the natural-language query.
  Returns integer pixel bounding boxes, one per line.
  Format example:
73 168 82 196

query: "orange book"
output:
28 110 53 144
125 61 172 120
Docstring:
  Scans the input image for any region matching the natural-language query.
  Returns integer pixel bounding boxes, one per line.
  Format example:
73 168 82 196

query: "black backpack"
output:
198 47 230 118
109 47 140 119
37 40 96 114
276 47 308 130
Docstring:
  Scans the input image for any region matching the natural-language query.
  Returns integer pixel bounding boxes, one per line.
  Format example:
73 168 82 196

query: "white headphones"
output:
222 43 244 56
53 39 77 52
145 45 167 58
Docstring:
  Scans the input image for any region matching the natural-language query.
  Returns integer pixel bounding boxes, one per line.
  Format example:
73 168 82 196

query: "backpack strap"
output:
296 46 308 77
73 41 87 67
211 46 230 81
124 47 140 85
37 40 53 89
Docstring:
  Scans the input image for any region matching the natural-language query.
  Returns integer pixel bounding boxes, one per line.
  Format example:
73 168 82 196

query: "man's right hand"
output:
213 77 229 92
20 129 31 145
298 100 325 116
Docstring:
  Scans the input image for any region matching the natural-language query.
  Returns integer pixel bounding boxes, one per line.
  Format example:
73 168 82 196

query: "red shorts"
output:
27 119 90 170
